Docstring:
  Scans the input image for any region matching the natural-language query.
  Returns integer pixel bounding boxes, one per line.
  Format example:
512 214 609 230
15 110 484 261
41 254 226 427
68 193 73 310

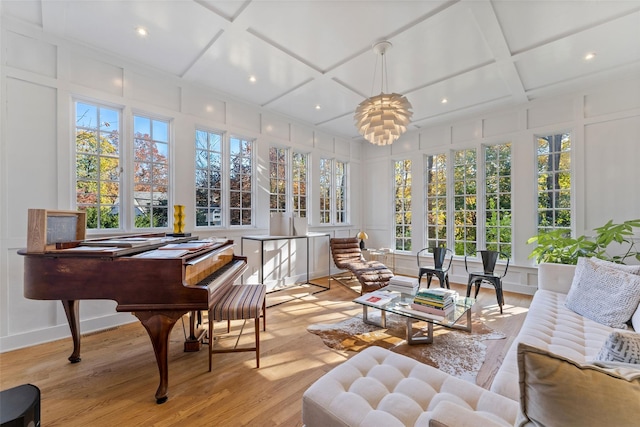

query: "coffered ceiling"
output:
3 0 640 140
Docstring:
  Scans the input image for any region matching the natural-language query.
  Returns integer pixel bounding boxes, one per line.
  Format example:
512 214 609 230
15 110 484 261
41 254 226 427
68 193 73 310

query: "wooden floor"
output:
0 278 531 426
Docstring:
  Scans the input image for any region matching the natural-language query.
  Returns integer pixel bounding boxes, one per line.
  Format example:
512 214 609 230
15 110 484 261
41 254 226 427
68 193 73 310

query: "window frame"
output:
195 127 225 228
74 98 123 231
535 132 572 234
228 134 255 227
394 159 412 252
132 112 172 230
319 157 348 226
483 142 512 257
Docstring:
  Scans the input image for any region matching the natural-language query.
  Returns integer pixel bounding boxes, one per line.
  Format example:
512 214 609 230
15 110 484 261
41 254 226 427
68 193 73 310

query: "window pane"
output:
75 100 121 230
133 114 170 229
537 133 571 234
485 143 511 258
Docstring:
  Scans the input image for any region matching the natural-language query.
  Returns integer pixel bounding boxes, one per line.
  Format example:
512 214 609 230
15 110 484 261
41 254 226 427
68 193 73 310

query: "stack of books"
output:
411 288 458 316
385 276 419 295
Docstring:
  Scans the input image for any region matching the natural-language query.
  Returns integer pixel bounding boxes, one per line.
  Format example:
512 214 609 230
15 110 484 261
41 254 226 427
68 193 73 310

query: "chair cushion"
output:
211 284 265 321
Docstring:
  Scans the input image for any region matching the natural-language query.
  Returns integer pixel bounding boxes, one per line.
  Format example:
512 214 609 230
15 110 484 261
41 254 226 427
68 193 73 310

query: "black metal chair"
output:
465 250 510 313
417 247 453 289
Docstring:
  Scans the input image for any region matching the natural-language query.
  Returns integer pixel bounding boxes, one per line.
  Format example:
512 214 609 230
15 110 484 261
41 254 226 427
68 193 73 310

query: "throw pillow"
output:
516 343 640 427
565 257 640 328
632 304 640 332
596 331 640 364
589 257 640 275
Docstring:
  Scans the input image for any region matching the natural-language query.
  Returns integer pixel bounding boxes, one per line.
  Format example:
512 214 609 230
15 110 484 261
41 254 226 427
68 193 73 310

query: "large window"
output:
133 115 170 228
537 133 571 233
335 160 347 223
319 158 347 224
75 101 121 229
229 136 253 226
269 147 287 213
195 129 222 227
485 143 512 257
394 159 412 251
425 154 447 248
292 152 308 218
453 149 477 256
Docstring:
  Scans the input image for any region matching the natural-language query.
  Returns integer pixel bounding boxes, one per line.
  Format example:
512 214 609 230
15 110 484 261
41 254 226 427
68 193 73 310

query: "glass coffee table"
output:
353 291 475 344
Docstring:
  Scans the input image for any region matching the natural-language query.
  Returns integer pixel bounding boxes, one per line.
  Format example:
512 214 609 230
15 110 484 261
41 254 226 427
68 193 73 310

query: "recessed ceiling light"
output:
315 104 321 110
249 75 257 83
584 52 596 61
135 26 148 37
441 98 448 104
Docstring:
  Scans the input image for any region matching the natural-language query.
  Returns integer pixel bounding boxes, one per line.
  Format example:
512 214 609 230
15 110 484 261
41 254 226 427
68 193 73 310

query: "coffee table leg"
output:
453 309 473 333
406 318 434 344
362 306 386 328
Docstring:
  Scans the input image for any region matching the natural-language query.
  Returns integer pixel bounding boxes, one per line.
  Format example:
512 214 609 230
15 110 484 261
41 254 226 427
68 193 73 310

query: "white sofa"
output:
302 262 640 427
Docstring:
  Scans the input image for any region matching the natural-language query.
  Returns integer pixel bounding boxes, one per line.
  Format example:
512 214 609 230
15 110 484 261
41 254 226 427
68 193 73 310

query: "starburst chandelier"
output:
354 41 413 146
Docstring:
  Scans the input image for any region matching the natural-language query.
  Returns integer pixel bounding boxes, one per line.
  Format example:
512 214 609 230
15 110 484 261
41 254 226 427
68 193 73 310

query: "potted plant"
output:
527 219 640 265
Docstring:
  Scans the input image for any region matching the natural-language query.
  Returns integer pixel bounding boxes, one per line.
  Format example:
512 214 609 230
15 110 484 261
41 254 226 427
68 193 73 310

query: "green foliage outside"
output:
528 219 640 265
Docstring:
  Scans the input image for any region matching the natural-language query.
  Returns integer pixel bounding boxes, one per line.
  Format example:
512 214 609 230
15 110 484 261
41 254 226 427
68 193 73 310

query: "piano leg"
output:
61 299 81 363
134 310 186 404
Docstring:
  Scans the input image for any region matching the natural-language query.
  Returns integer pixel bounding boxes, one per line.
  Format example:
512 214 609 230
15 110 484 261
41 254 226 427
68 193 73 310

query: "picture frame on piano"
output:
26 209 86 253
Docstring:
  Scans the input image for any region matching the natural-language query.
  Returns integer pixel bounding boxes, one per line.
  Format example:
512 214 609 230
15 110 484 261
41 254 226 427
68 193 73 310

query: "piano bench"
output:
208 283 266 371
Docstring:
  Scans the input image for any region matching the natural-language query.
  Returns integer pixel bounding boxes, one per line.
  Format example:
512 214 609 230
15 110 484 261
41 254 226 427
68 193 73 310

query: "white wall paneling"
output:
0 20 365 352
2 14 640 351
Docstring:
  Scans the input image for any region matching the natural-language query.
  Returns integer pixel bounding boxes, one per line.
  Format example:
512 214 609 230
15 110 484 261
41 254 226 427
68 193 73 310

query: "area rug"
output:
307 312 505 382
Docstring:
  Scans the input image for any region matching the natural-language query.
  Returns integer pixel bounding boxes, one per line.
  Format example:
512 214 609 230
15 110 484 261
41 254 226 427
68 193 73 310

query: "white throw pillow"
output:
565 257 640 329
632 305 640 332
588 257 640 275
596 331 640 364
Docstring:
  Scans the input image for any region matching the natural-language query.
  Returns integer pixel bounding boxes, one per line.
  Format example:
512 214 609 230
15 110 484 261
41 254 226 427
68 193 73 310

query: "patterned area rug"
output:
307 312 505 382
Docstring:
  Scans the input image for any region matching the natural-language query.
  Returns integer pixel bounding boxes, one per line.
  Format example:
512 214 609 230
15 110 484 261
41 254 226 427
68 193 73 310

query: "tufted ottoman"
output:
302 346 518 427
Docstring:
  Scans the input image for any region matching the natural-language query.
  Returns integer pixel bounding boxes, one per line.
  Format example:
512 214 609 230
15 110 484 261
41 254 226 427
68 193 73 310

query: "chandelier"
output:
354 41 413 146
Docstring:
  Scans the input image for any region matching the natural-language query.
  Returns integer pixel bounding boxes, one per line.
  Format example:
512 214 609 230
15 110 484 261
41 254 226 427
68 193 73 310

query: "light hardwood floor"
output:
0 278 531 426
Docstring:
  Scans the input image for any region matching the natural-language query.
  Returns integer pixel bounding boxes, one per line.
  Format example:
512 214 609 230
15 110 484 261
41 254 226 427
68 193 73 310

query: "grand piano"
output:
20 236 247 404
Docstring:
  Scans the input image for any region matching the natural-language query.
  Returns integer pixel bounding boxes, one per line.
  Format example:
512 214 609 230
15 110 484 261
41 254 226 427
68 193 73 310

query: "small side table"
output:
0 384 41 427
365 248 395 273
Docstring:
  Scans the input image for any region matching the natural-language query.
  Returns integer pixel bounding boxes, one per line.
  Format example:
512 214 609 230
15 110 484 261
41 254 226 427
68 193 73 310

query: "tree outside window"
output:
537 133 571 233
320 158 347 225
75 101 121 229
269 147 287 213
229 136 253 226
394 159 412 251
133 115 170 228
425 154 447 249
485 143 512 257
292 152 308 218
453 149 477 256
195 129 222 227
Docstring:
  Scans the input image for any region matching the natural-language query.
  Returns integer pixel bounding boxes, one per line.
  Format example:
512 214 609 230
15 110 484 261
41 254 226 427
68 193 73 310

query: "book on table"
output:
410 302 455 316
354 289 399 307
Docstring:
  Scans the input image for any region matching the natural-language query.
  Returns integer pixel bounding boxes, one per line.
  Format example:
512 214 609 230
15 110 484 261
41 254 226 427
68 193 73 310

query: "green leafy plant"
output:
527 219 640 265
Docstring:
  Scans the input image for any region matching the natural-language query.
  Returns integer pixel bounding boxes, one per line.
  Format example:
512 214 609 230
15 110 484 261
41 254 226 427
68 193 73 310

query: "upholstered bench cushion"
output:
302 346 518 427
490 289 615 400
211 284 265 321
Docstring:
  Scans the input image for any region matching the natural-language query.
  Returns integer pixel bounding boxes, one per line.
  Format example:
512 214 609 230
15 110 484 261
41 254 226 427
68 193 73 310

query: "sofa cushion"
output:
516 343 640 427
565 257 640 329
596 330 640 364
490 289 614 401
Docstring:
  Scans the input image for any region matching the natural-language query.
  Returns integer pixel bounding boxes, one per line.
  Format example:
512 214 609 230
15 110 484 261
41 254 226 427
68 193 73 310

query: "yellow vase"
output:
173 205 185 234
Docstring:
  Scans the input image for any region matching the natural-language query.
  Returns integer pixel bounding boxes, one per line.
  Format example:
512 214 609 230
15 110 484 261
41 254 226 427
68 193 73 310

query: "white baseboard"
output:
0 312 136 353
